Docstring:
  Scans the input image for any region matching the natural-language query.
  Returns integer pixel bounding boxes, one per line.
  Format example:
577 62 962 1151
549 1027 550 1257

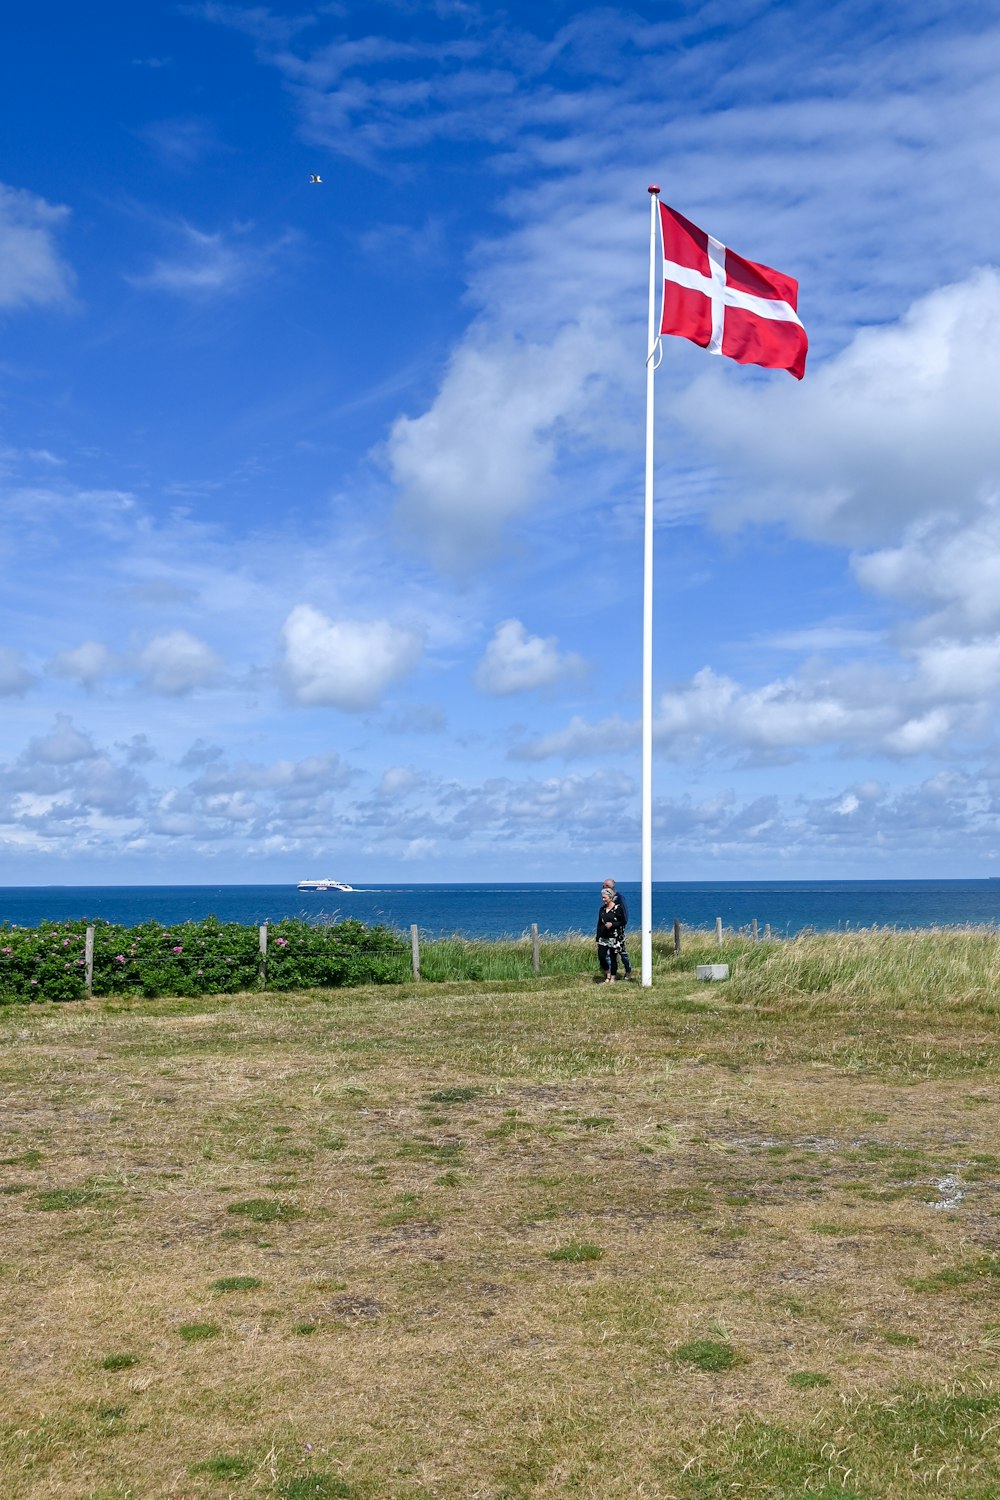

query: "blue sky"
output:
3 0 1000 883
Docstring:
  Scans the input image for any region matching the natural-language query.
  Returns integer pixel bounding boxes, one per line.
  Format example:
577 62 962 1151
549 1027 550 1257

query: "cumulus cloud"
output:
675 270 1000 548
855 500 1000 637
47 640 115 688
281 604 423 710
378 766 422 797
513 649 999 767
387 323 618 568
0 646 34 696
0 182 74 311
138 631 224 695
474 618 585 695
511 713 637 762
24 714 97 766
118 733 158 765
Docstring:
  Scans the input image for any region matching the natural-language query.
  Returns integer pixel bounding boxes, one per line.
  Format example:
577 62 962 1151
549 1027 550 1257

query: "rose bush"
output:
0 916 409 1002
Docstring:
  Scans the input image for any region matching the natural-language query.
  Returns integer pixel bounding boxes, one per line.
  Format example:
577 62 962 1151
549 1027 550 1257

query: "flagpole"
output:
642 184 660 988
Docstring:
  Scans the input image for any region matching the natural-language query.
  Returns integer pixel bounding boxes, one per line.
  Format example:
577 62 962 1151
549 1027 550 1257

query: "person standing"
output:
602 878 633 978
596 885 624 981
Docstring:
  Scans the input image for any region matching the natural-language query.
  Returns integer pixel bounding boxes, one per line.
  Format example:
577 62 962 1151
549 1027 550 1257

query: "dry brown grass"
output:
1 955 1000 1498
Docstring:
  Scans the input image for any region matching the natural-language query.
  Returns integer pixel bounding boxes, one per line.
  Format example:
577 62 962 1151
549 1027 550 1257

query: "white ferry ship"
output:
297 878 354 892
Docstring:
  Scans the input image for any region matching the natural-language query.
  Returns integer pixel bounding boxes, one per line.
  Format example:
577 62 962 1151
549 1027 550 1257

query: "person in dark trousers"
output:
602 878 633 977
596 885 624 981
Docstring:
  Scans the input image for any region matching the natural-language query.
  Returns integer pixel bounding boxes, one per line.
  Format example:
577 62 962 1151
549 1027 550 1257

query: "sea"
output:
2 880 1000 939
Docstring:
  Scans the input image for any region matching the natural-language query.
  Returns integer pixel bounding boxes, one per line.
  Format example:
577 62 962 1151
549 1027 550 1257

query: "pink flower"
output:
30 979 37 985
172 945 183 954
276 937 289 947
63 938 70 947
116 955 126 964
1 946 11 954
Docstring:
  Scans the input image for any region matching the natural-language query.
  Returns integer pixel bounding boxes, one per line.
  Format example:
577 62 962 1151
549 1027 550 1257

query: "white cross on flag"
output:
658 202 807 379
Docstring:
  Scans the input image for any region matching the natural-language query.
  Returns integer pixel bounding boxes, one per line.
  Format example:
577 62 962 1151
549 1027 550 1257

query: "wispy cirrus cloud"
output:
128 220 296 297
137 116 229 168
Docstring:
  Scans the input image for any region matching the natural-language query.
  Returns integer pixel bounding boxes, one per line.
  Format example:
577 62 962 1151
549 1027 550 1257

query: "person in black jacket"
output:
596 885 624 981
602 878 633 978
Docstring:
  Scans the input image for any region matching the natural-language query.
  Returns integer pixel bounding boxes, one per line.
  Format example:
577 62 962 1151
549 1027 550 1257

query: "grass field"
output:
2 928 1000 1499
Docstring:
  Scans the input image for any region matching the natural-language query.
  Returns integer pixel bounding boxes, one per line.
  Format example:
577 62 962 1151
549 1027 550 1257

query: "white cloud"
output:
882 708 955 756
378 766 421 797
856 500 1000 636
281 604 423 710
0 182 74 311
912 637 1000 701
474 618 584 695
511 713 638 761
512 647 1000 766
129 221 294 297
24 714 97 766
675 270 1000 548
138 630 224 695
0 646 34 696
387 323 619 567
47 640 115 688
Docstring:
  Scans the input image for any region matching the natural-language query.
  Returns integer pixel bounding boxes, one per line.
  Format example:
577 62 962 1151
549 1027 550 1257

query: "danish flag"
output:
658 202 807 379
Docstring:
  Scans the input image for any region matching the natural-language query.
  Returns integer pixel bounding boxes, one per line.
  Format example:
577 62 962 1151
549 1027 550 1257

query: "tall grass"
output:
719 925 1000 1011
412 930 684 983
413 925 1000 1012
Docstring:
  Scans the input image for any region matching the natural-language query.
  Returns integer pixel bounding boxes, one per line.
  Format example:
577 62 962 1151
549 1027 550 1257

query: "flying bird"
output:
310 174 322 184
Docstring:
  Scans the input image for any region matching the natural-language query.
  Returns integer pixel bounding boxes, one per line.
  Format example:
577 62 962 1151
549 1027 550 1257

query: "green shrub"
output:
0 915 408 1003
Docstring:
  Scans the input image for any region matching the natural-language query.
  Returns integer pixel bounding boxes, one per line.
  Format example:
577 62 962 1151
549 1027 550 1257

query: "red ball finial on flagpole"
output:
648 184 660 195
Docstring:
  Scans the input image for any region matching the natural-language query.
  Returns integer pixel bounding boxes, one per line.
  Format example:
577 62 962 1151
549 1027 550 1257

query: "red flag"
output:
658 202 807 379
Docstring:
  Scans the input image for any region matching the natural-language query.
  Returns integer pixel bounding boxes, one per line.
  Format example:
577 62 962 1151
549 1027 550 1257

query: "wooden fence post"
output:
410 924 420 981
259 923 268 987
531 923 540 974
752 918 759 943
764 923 771 942
673 919 681 955
715 917 723 947
85 925 94 996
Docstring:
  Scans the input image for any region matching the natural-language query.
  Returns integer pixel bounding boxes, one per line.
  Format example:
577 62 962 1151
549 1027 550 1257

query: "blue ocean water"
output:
2 880 1000 938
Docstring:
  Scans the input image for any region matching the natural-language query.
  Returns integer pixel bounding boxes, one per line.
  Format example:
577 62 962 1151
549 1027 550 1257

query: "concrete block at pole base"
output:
696 964 730 982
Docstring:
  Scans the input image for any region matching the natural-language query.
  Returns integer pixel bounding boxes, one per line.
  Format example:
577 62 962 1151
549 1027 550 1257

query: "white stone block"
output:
696 963 730 982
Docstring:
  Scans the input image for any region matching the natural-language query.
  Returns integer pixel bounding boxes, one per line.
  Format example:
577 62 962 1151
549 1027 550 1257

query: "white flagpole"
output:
641 185 660 987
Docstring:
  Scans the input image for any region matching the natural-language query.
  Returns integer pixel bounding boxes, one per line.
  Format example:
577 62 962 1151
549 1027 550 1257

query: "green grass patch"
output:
211 1275 263 1292
226 1198 302 1224
0 1149 43 1167
426 1086 481 1104
277 1475 356 1499
99 1353 139 1371
33 1187 106 1211
547 1241 604 1263
906 1256 1000 1292
673 1339 740 1372
177 1322 220 1342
